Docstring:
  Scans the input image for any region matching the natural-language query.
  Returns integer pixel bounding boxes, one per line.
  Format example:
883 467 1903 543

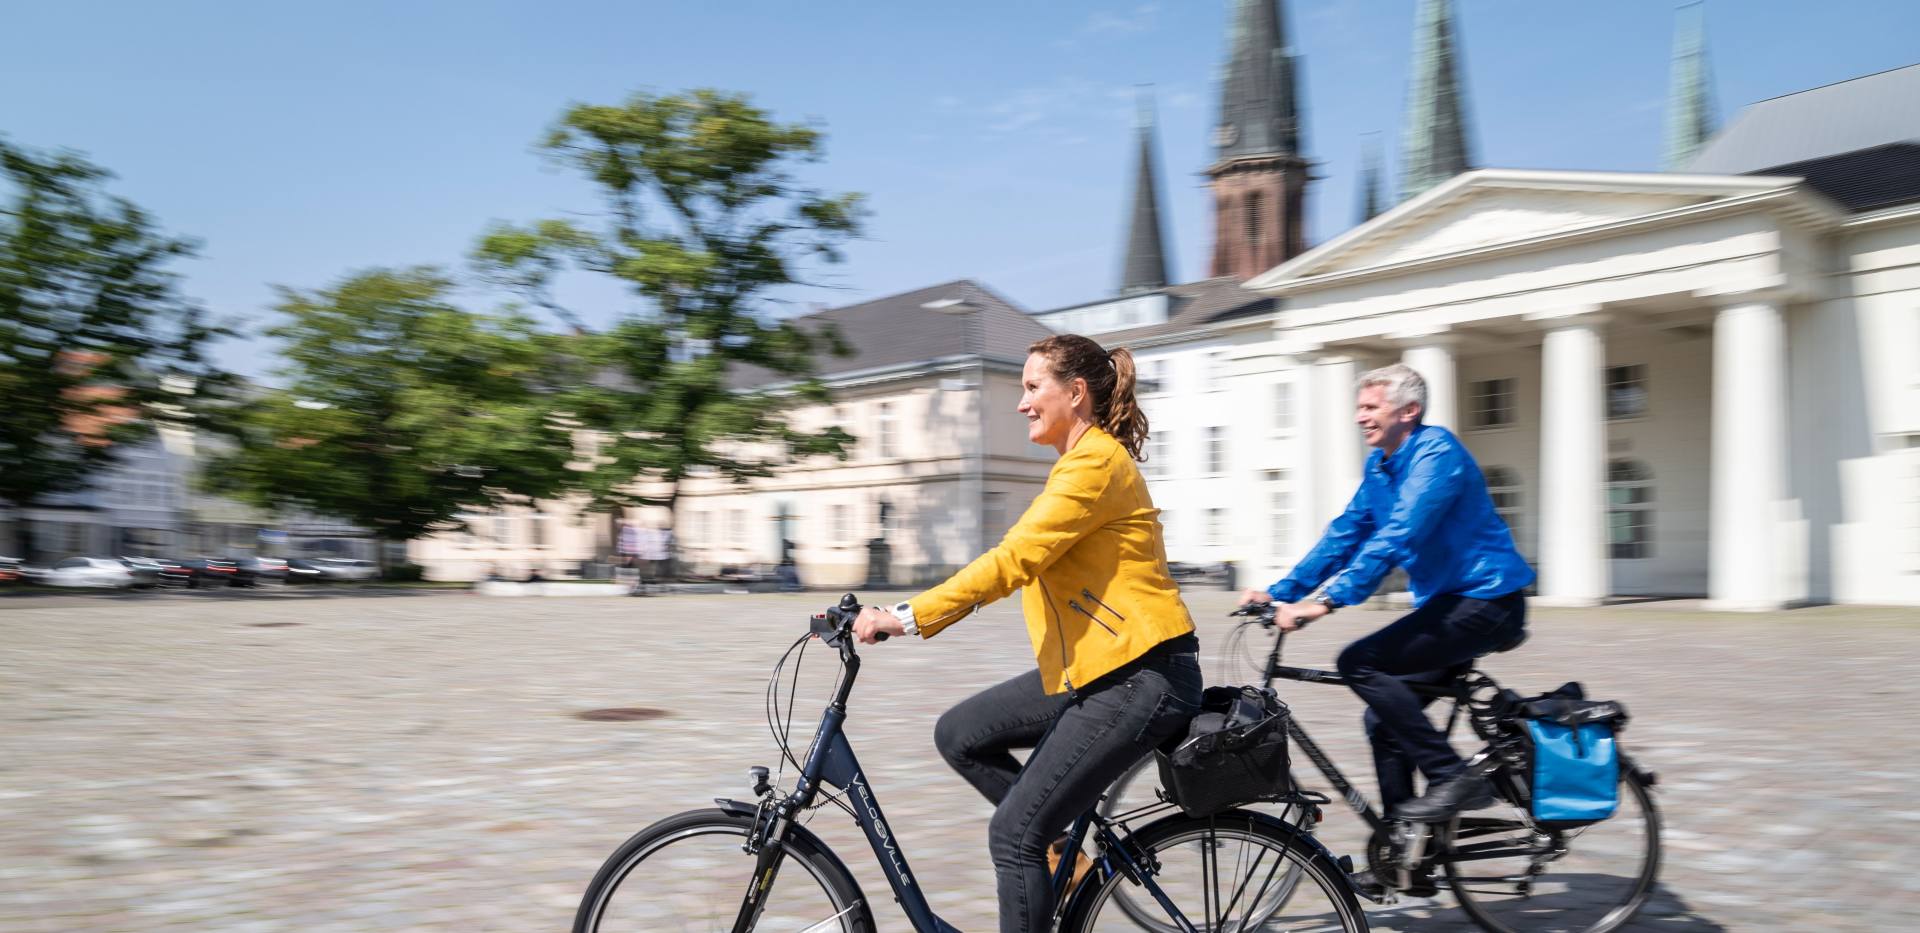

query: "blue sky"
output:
6 1 1919 378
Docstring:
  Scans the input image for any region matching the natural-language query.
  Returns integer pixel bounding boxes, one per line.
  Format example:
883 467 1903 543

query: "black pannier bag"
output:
1155 684 1292 818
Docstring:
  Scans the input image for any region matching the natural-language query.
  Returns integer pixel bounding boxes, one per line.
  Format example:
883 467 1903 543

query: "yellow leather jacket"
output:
907 426 1195 694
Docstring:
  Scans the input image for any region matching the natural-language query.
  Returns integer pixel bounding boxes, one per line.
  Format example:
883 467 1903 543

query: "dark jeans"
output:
1336 591 1527 812
935 637 1202 932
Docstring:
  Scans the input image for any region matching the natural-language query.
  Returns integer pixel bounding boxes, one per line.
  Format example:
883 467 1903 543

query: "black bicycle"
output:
572 594 1372 932
1100 604 1662 933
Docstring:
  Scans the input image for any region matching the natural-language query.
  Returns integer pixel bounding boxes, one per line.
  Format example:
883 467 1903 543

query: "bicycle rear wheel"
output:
573 807 874 933
1442 769 1660 933
1065 811 1368 932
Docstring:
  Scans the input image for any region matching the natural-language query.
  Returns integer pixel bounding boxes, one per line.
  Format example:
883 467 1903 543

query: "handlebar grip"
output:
874 631 889 641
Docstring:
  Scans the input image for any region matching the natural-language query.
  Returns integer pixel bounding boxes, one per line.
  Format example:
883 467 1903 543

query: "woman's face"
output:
1018 352 1088 450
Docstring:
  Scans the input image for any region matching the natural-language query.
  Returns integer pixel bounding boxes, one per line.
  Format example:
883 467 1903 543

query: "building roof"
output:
729 280 1054 389
1213 0 1303 165
1057 277 1277 346
1688 63 1920 175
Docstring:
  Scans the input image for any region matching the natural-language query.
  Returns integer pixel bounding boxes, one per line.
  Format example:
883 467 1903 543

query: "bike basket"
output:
1518 682 1629 825
1154 684 1292 818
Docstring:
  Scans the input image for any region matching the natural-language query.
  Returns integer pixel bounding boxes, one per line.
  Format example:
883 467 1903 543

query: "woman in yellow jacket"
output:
854 333 1201 931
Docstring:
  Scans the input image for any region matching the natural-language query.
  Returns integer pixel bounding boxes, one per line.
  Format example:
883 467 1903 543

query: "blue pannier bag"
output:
1520 683 1628 824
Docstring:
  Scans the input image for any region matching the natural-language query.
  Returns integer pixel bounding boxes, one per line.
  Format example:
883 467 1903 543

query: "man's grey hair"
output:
1357 363 1428 416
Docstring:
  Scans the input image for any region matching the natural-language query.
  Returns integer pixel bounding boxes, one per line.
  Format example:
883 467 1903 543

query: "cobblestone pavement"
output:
2 589 1916 931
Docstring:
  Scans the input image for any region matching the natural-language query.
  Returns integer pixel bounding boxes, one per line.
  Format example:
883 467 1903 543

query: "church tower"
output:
1400 0 1475 201
1207 0 1309 281
1120 91 1172 294
1663 2 1718 169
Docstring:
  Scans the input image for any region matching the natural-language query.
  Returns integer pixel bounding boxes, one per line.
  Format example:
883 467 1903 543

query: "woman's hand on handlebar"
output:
1237 588 1273 608
853 605 905 645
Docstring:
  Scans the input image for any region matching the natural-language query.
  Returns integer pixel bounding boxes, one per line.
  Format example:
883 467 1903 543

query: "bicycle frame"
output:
736 618 1207 933
1253 626 1492 838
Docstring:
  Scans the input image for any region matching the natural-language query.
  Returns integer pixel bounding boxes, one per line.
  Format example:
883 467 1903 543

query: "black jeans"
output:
1336 591 1526 812
935 636 1202 932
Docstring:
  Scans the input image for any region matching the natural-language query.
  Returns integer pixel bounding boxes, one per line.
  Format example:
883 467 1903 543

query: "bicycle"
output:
1100 603 1662 933
571 594 1372 932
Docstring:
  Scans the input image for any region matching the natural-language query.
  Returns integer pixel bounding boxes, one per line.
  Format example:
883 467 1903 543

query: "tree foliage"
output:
472 89 863 518
0 139 229 555
208 268 573 546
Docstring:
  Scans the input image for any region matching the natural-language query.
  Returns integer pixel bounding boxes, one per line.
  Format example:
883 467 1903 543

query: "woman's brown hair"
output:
1029 334 1151 461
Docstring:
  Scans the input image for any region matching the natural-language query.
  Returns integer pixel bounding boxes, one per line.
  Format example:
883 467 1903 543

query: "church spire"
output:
1356 134 1385 224
1664 2 1718 169
1213 0 1302 162
1207 0 1311 282
1400 0 1475 201
1120 90 1171 295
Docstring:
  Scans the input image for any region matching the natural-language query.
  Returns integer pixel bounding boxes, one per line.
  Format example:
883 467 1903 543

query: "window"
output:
1607 459 1654 559
1138 358 1166 395
1272 382 1295 432
1244 191 1265 244
1206 351 1229 392
832 504 852 545
1206 509 1227 547
1158 509 1176 542
528 511 550 548
876 402 898 458
1484 466 1522 543
493 513 513 547
1207 426 1227 475
1145 432 1170 478
728 509 747 547
1265 470 1292 559
1606 365 1648 420
1900 449 1920 573
1470 378 1515 429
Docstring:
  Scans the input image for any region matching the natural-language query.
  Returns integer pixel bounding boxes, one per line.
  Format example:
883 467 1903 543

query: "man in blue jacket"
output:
1241 363 1534 828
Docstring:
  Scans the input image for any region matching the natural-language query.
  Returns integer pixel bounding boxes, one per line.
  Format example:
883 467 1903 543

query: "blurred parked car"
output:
0 557 22 585
120 557 175 589
309 558 378 582
240 556 289 584
1167 561 1234 589
43 557 136 589
159 557 258 588
284 558 327 583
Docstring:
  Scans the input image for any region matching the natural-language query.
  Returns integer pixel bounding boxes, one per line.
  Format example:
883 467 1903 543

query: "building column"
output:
1536 316 1609 606
1399 334 1460 431
1311 354 1364 522
1708 296 1789 610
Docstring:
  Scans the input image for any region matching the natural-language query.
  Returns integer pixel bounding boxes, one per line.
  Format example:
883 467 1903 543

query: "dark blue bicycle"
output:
571 595 1370 932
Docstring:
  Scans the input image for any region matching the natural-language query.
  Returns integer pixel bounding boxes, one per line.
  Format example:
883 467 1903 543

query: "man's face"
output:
1355 384 1420 451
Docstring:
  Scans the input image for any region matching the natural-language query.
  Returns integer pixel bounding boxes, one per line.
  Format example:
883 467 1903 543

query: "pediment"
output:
1249 169 1801 286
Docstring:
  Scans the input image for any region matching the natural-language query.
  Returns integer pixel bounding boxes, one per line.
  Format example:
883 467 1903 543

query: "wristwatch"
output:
891 601 920 637
1312 594 1341 614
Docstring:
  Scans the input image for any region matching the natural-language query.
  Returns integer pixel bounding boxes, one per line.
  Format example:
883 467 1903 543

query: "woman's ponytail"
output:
1028 334 1152 462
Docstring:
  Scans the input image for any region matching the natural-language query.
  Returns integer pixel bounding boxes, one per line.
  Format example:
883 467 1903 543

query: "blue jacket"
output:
1269 424 1534 608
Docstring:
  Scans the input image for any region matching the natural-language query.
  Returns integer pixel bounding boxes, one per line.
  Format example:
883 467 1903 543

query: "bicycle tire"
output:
1063 810 1369 933
1443 768 1661 933
573 807 876 933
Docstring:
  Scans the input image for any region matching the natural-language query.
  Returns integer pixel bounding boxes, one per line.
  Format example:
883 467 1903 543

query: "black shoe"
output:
1391 774 1495 822
1348 869 1438 900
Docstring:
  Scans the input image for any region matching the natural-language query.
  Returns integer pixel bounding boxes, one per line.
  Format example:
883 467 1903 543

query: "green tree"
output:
0 139 229 560
208 268 573 565
472 89 862 549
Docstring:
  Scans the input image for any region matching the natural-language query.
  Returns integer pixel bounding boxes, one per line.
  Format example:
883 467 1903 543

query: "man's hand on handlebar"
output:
852 605 905 645
1237 588 1273 609
1275 601 1332 633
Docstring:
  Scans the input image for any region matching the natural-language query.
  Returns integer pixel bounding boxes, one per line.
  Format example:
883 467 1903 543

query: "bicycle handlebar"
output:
810 593 887 646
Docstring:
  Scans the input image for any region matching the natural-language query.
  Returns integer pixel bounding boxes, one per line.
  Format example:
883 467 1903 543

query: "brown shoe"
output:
1047 837 1095 893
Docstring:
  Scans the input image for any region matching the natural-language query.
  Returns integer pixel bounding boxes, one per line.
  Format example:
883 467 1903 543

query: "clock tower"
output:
1208 0 1310 281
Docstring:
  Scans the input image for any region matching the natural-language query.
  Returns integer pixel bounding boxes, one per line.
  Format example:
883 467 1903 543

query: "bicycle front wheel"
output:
1066 811 1369 932
573 807 875 933
1442 768 1661 933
